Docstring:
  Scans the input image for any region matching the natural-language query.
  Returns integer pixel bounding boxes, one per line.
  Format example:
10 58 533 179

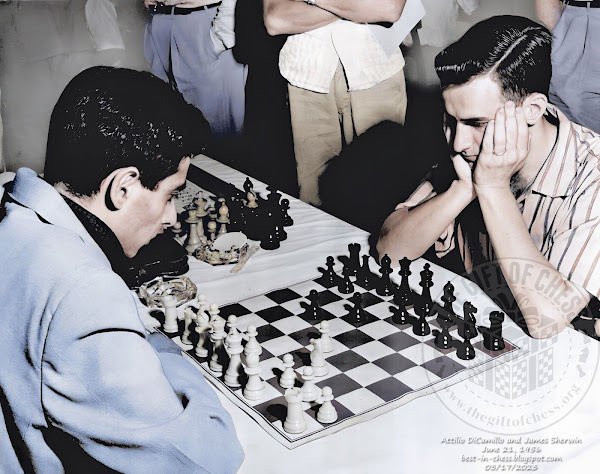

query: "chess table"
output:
137 155 600 474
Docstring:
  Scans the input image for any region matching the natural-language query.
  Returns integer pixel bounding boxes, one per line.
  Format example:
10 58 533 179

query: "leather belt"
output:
564 1 600 7
150 3 221 15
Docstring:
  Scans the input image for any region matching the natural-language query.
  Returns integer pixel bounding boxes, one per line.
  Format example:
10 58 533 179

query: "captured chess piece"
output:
479 311 506 351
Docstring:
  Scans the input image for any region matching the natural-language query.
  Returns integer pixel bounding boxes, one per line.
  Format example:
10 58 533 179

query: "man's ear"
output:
104 167 141 211
523 93 548 126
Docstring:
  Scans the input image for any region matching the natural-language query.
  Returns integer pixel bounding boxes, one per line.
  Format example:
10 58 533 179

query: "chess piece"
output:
197 294 207 322
480 311 506 351
318 320 334 353
283 387 307 434
306 289 323 320
317 386 338 424
411 313 431 337
459 301 478 340
348 292 367 324
377 254 395 296
194 309 211 358
242 353 265 400
209 316 227 374
456 337 476 360
208 302 220 325
300 366 319 402
337 265 354 294
347 243 361 276
185 208 203 255
438 281 456 326
279 353 296 389
309 338 328 376
356 254 373 289
207 220 218 242
171 220 184 245
181 307 195 344
394 257 412 306
244 324 262 357
259 205 280 250
432 324 453 350
162 294 179 334
281 198 293 226
323 256 339 286
224 320 244 388
194 193 209 217
415 263 437 317
391 300 409 325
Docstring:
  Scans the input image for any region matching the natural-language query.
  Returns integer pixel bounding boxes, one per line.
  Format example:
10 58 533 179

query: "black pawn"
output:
323 256 339 286
456 338 476 360
412 313 431 336
337 266 354 294
377 255 395 297
307 289 323 321
433 326 452 350
390 299 409 325
281 198 293 226
349 292 367 324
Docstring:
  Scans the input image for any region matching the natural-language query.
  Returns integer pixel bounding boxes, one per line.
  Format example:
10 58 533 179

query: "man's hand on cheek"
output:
473 101 530 191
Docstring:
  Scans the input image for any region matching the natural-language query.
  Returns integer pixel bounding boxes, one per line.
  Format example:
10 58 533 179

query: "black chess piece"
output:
411 313 431 336
337 265 354 294
432 324 453 350
377 255 395 297
259 206 280 250
390 302 410 325
456 337 476 360
356 254 373 289
458 301 478 340
306 289 323 320
243 177 254 197
347 243 361 276
415 263 437 317
480 311 506 351
281 198 293 226
437 281 456 325
349 292 367 324
322 256 340 286
394 257 412 307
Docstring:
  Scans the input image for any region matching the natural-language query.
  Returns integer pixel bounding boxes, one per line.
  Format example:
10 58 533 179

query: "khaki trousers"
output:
288 64 407 205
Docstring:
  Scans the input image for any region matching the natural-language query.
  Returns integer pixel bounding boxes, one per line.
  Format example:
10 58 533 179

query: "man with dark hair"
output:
0 66 244 472
377 16 600 339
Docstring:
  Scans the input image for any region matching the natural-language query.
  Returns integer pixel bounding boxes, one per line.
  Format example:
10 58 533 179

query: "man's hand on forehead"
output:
472 101 530 190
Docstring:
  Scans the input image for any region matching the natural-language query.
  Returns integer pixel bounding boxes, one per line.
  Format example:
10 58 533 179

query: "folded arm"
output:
535 0 564 31
263 0 406 36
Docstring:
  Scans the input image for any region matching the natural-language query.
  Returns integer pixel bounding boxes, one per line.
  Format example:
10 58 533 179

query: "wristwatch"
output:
304 0 317 5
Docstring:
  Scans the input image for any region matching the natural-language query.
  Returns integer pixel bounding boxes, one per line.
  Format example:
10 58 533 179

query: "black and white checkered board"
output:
162 271 523 449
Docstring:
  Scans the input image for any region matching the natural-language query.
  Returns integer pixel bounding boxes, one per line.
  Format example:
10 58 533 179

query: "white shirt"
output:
279 0 425 93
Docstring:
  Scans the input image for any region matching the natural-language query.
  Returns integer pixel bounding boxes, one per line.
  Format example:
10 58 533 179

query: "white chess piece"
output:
283 387 307 434
208 303 220 324
224 321 244 388
196 294 207 322
309 338 328 377
181 307 195 344
209 316 227 374
318 320 334 353
162 294 179 333
300 366 319 402
317 386 338 424
195 310 210 358
279 353 296 389
244 325 262 357
243 353 265 400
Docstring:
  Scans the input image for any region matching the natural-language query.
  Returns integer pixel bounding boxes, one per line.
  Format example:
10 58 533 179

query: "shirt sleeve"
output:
210 0 237 56
395 170 457 258
41 266 244 473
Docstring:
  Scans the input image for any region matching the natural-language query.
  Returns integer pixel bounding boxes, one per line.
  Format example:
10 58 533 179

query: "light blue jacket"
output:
0 168 244 473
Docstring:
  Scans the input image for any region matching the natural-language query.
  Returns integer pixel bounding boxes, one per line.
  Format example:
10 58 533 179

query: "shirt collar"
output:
529 106 582 198
62 196 130 276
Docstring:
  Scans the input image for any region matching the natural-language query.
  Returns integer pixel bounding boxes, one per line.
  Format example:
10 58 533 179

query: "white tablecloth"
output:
145 156 600 474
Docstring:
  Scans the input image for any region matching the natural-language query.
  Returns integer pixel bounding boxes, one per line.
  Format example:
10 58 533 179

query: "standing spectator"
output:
144 0 247 137
263 0 424 206
536 0 600 133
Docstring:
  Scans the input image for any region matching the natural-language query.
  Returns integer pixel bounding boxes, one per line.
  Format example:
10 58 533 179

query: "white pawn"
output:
301 366 319 402
227 314 240 337
243 353 265 400
208 303 220 324
181 307 195 344
195 310 210 358
244 325 262 357
197 294 207 322
224 321 244 388
162 294 179 333
209 316 227 374
309 338 328 377
279 353 296 389
318 320 334 353
317 386 338 424
283 387 307 434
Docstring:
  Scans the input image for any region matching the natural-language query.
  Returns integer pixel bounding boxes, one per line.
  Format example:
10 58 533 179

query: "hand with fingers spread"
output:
472 101 530 191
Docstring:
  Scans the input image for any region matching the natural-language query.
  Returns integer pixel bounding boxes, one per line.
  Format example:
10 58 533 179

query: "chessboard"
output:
157 250 526 449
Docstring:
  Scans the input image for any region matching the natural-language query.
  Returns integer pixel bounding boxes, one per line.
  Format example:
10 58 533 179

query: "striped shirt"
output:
398 107 600 298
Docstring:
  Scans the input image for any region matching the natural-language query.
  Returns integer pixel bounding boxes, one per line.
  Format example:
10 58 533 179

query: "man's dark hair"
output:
434 15 552 103
44 66 209 197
